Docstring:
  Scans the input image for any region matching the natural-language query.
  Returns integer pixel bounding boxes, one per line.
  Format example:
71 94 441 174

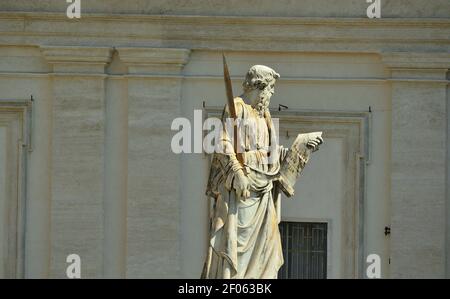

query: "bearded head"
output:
242 65 280 116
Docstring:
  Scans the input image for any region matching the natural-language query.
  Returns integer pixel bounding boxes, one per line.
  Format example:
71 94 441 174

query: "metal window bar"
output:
278 222 327 279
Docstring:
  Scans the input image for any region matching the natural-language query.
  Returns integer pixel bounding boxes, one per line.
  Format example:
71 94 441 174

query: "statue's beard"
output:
246 89 271 117
254 95 270 117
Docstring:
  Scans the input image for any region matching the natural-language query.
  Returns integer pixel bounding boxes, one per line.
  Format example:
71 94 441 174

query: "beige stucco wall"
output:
0 1 448 278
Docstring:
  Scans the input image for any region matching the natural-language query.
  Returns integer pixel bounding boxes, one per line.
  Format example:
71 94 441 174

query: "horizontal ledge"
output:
183 75 387 84
1 12 449 26
386 78 449 84
0 72 180 79
0 32 448 45
0 72 49 78
205 106 373 123
0 99 33 103
0 72 447 84
0 72 108 78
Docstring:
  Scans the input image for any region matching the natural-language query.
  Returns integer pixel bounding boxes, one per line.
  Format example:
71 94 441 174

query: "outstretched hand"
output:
306 136 323 152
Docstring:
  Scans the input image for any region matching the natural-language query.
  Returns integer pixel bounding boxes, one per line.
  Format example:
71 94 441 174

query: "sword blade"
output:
222 54 245 170
222 54 237 119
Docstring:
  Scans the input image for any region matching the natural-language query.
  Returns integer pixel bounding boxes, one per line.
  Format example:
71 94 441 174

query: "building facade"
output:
0 0 449 278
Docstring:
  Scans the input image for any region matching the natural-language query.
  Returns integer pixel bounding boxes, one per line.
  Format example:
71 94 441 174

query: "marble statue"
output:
201 62 323 279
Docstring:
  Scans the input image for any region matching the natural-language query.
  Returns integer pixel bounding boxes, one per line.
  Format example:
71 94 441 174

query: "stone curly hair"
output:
242 65 280 92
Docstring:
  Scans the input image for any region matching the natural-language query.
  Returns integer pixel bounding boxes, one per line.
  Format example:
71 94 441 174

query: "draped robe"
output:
202 97 289 279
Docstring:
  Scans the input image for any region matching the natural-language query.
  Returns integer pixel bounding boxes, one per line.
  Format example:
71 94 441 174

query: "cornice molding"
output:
1 12 449 26
0 13 448 53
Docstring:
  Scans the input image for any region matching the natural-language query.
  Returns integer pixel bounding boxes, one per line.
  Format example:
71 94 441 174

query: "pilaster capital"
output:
41 46 113 74
381 52 450 80
117 47 191 75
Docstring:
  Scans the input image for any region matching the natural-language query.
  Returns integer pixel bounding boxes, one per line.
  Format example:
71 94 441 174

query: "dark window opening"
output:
278 222 327 279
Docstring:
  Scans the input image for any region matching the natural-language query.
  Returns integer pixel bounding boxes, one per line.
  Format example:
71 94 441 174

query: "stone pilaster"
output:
103 70 128 278
117 47 190 278
41 46 112 278
382 52 450 278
